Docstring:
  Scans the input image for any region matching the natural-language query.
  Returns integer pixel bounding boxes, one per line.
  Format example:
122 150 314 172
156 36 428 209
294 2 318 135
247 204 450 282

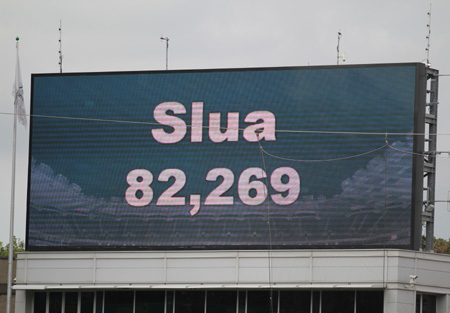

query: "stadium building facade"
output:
12 249 450 313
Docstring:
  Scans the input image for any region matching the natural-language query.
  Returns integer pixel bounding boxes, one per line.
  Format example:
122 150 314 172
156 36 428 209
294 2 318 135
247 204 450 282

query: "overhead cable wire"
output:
261 140 450 163
387 143 450 158
1 111 450 137
387 144 426 157
255 131 275 313
5 111 449 160
259 143 388 163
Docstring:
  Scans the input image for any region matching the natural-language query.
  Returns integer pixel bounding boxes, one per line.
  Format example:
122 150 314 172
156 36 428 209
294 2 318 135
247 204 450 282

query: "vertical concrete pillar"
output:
384 289 416 313
436 294 449 313
13 291 25 313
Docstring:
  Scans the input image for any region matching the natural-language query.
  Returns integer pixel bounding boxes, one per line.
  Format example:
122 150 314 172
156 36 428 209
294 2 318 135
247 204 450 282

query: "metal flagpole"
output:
6 37 20 313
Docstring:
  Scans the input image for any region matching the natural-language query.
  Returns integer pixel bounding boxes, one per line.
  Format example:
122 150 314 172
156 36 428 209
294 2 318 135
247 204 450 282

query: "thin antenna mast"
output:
336 32 346 65
160 36 169 70
337 32 341 65
58 20 63 73
425 4 432 66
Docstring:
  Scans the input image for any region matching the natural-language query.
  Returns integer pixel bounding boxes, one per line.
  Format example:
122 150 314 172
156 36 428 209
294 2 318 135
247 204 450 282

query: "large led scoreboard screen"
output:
27 63 425 250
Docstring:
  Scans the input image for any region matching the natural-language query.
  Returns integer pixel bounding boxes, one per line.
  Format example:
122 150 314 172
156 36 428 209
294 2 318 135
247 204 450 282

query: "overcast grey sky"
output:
1 0 450 244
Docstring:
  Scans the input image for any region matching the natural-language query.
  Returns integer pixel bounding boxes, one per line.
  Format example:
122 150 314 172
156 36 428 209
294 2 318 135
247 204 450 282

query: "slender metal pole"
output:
425 70 438 251
425 4 431 66
337 32 341 65
59 20 63 73
160 36 169 70
7 41 19 313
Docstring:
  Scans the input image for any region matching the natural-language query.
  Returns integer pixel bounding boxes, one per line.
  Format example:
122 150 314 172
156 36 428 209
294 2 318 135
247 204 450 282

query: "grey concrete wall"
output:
12 249 450 313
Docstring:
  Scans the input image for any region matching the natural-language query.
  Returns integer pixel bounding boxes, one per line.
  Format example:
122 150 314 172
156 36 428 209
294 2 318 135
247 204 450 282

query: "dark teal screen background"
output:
28 64 421 250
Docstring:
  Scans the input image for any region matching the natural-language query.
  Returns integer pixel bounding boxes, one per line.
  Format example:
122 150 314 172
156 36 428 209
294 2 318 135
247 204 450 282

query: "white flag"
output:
12 41 27 128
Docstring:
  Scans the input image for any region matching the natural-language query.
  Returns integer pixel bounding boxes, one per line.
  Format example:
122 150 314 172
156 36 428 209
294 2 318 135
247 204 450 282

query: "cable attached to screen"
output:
256 128 275 313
